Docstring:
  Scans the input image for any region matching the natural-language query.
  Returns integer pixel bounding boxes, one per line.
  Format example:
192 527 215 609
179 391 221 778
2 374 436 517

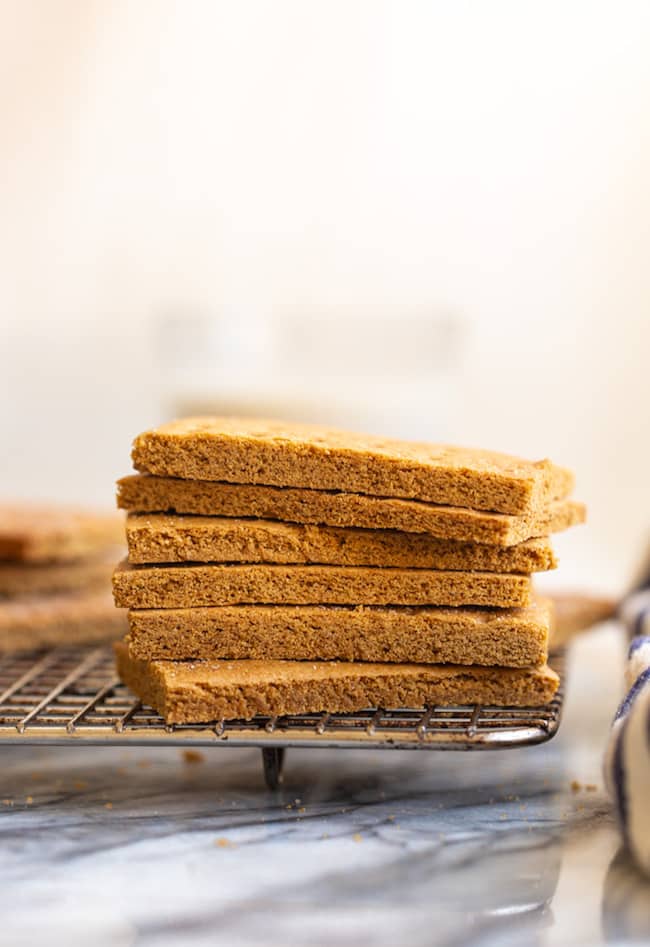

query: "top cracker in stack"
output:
113 418 585 722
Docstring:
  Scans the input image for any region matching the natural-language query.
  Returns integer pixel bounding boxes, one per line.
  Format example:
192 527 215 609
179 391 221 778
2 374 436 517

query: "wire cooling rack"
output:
0 645 565 788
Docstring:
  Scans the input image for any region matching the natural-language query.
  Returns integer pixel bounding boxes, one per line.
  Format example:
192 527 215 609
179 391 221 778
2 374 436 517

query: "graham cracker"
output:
131 417 573 515
549 593 618 648
126 598 553 667
112 560 532 609
115 644 560 723
125 513 557 572
117 475 585 547
0 551 120 599
0 591 127 654
0 503 124 563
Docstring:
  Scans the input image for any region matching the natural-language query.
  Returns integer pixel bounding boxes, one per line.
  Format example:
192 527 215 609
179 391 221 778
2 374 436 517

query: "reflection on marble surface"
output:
0 625 649 947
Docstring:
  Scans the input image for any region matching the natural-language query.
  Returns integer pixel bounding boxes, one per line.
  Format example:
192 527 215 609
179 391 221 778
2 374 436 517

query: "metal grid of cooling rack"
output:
0 645 565 787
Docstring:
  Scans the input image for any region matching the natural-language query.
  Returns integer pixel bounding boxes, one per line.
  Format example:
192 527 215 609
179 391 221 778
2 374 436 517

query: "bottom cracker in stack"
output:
115 644 559 723
111 417 580 723
0 503 127 653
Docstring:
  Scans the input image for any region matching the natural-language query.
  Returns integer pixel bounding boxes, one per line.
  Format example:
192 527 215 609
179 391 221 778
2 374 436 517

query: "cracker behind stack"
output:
112 418 585 722
0 504 127 652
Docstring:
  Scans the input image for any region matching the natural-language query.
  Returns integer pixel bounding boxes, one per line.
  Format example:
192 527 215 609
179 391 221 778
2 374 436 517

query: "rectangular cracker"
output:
117 475 585 547
548 593 618 649
115 644 560 723
0 550 121 599
131 417 573 514
125 513 557 573
112 560 532 609
127 598 553 667
0 504 124 563
0 591 127 654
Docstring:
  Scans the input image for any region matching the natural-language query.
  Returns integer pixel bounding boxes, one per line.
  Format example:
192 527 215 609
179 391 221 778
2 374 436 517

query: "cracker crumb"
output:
215 837 232 848
182 750 205 765
25 796 33 805
104 802 113 810
73 780 88 791
353 833 363 842
298 807 306 814
570 780 582 793
586 784 598 792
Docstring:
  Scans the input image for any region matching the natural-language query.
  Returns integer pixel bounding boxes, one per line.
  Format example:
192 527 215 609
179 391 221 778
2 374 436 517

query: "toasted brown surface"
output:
0 591 127 653
127 598 553 667
112 559 532 609
117 475 585 546
0 503 124 563
0 549 122 598
115 644 560 723
131 417 572 514
125 513 557 573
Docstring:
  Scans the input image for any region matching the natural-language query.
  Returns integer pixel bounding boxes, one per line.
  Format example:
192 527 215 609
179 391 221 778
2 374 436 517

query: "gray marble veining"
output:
0 625 648 947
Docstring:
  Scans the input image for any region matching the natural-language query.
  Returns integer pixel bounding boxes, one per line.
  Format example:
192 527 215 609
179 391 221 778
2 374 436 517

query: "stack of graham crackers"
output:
0 504 126 653
112 418 585 723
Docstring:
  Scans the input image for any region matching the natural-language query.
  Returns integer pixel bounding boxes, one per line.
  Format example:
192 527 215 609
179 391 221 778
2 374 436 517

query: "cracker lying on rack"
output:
0 502 126 651
125 513 558 571
126 599 553 667
131 417 573 514
112 559 532 609
0 591 126 654
0 551 120 598
117 475 584 547
0 503 124 563
115 643 560 723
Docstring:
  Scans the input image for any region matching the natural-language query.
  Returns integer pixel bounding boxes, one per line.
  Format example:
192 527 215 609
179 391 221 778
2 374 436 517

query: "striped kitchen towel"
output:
605 582 650 876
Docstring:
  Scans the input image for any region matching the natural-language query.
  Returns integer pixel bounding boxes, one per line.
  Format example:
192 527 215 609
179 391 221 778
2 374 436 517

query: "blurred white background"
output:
1 0 649 592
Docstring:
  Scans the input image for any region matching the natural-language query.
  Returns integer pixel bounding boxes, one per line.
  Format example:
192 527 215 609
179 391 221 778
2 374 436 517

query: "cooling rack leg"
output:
261 747 285 790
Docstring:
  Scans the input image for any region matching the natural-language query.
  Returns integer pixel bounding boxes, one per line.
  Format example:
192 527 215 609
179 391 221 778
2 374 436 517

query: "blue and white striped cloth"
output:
605 587 650 876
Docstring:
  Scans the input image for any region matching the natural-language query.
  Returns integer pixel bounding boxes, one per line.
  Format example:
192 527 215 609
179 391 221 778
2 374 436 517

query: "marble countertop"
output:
1 625 649 947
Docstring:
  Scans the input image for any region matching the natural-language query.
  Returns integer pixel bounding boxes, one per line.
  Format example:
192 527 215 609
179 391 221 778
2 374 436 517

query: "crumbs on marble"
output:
182 750 205 765
571 780 599 793
215 837 234 848
353 833 363 843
